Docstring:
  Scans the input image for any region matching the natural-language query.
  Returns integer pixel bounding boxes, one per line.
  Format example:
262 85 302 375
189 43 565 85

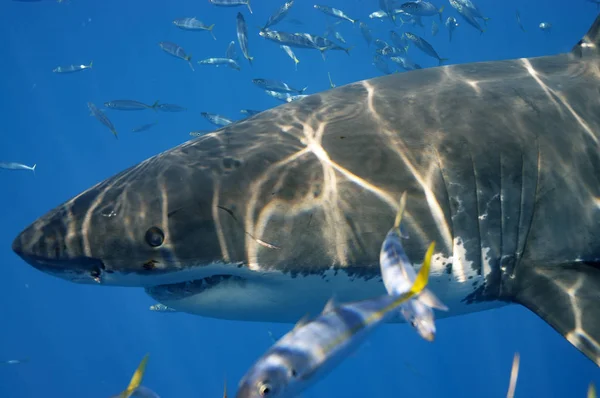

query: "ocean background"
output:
0 0 599 397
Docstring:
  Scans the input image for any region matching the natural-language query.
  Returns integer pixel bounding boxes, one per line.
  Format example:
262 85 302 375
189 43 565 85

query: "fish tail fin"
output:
438 57 449 65
118 354 149 398
246 0 252 14
572 13 600 57
353 18 360 25
248 56 254 66
438 6 444 22
89 60 93 68
511 261 600 367
344 45 354 55
188 59 195 71
150 100 160 111
112 129 119 139
418 288 448 311
300 86 308 94
399 17 405 27
589 383 597 398
483 17 491 25
31 164 36 175
320 50 327 61
208 24 216 40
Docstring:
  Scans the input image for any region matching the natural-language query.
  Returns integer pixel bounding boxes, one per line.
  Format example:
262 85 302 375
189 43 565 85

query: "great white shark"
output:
12 14 600 367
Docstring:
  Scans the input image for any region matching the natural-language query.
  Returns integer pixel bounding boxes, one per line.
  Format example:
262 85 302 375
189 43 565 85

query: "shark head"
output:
11 135 234 288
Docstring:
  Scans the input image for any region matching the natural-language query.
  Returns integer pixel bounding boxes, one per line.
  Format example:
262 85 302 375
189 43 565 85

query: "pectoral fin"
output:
513 262 600 366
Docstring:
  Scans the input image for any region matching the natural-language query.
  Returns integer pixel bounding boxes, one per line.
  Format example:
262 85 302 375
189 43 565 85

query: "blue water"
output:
0 0 599 397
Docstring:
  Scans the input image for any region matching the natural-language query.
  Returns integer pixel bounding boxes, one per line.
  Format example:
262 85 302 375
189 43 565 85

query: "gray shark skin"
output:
12 15 600 366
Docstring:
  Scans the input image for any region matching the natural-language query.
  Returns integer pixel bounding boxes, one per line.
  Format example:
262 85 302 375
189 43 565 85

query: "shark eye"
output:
145 227 164 247
259 382 272 397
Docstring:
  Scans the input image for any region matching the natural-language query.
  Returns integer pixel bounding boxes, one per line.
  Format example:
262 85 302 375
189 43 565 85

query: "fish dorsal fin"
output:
293 313 311 331
322 297 337 314
572 13 600 57
119 354 149 398
393 192 407 229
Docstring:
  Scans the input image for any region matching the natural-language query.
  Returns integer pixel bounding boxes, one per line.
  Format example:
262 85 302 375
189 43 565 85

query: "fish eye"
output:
259 382 272 396
145 227 165 247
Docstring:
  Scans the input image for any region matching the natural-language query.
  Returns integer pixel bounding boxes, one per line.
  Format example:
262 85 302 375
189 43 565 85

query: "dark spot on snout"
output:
143 260 158 271
222 157 242 171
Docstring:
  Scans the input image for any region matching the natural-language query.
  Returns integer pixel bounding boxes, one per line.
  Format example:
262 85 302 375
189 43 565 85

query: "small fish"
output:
149 303 177 312
314 4 357 24
373 55 392 75
190 130 212 137
156 103 186 112
379 192 448 341
455 0 490 24
226 41 239 61
198 57 241 70
252 78 306 94
515 10 526 32
390 56 422 71
132 122 158 133
280 45 299 70
104 100 157 111
173 17 216 40
431 20 439 36
201 112 234 127
158 41 194 71
88 102 118 139
449 0 484 34
327 71 335 88
209 0 252 14
375 38 390 49
263 0 294 30
236 13 253 65
53 61 92 73
1 358 29 365
539 22 552 32
445 16 459 41
235 241 435 398
389 31 406 49
240 109 261 116
0 162 36 173
377 45 408 57
109 354 158 398
506 353 520 398
264 90 307 103
404 32 448 65
359 22 372 46
400 1 444 21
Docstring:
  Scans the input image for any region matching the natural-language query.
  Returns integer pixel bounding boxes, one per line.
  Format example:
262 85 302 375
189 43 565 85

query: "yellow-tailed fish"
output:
113 354 149 398
379 192 448 341
235 242 435 398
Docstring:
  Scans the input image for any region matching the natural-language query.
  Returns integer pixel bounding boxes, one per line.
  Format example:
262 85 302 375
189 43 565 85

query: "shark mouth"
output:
145 275 247 301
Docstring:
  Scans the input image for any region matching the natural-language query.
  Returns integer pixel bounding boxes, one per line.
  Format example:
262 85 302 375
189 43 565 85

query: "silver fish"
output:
252 78 306 94
263 0 294 30
0 163 36 173
236 12 253 65
1 358 29 365
173 17 216 40
104 100 158 111
156 103 186 112
359 22 372 46
379 193 448 341
314 4 357 24
263 90 307 103
198 57 241 70
400 1 444 21
53 61 92 73
445 16 459 41
373 55 392 75
390 56 422 71
132 122 158 133
280 45 299 69
226 40 239 61
201 112 234 127
88 102 118 139
235 243 434 398
158 41 194 71
149 303 177 312
516 10 526 32
431 20 439 36
240 109 261 116
189 130 212 137
209 0 252 14
539 22 552 32
448 0 484 34
404 32 448 65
